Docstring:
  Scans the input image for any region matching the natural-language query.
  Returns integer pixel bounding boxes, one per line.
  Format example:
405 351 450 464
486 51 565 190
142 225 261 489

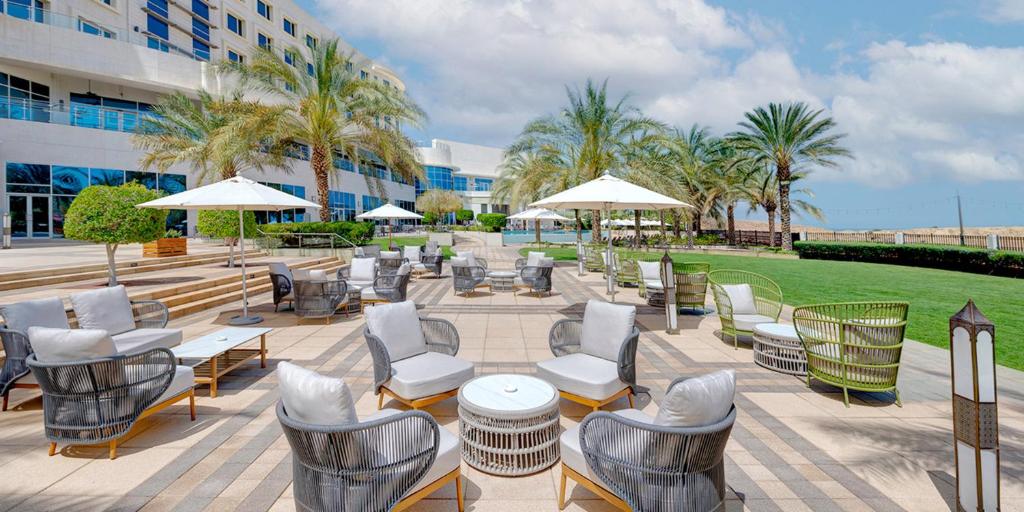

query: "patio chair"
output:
355 244 382 258
674 262 711 311
560 370 737 511
708 270 782 349
26 327 195 459
584 245 605 274
363 301 475 410
276 362 463 512
268 262 298 312
338 257 378 290
536 300 640 411
425 240 440 256
451 257 490 296
361 263 412 307
636 260 665 305
615 256 640 288
515 251 547 272
455 251 487 270
379 251 408 275
1 297 69 411
793 302 909 407
515 256 554 297
293 278 350 324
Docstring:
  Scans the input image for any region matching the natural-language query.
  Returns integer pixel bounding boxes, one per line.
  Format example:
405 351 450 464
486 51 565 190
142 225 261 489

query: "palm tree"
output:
729 102 850 250
500 79 665 242
222 39 426 221
655 126 722 246
745 165 824 246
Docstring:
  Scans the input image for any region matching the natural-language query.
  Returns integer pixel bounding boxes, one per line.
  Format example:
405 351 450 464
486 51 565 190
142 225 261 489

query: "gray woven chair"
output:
355 245 382 258
378 252 408 275
564 401 737 511
294 279 350 324
515 260 554 297
515 251 548 272
425 240 440 256
338 257 378 290
536 301 640 411
451 259 490 297
417 252 444 278
268 262 295 312
27 347 196 459
277 401 464 512
0 328 33 411
364 270 412 304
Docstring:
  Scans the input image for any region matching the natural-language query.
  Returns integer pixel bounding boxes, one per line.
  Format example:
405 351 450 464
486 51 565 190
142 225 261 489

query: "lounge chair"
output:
268 262 300 312
708 270 782 349
363 301 475 410
361 263 412 307
1 297 70 411
379 251 408 275
516 256 554 297
276 362 463 511
674 262 711 311
451 257 490 296
584 245 605 274
455 250 487 270
337 257 377 290
636 260 665 305
615 256 640 288
515 251 547 272
355 245 382 258
293 278 350 324
536 300 640 411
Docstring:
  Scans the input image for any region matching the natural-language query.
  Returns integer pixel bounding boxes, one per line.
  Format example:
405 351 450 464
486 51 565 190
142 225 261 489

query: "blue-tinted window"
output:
454 176 467 191
360 70 368 80
474 178 493 192
284 50 295 66
0 72 49 123
226 13 243 36
362 195 384 212
307 63 314 76
192 18 210 42
258 32 272 49
228 50 244 63
80 20 115 38
70 93 150 133
191 0 209 20
6 163 50 194
159 173 187 194
89 168 124 186
333 152 354 172
146 12 170 53
306 34 317 49
328 190 356 221
147 0 169 19
416 165 454 195
51 166 89 194
256 0 271 19
283 18 295 36
193 39 211 61
126 171 157 189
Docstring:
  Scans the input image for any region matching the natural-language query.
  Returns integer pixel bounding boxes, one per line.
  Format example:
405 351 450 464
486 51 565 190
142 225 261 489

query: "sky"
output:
296 0 1024 230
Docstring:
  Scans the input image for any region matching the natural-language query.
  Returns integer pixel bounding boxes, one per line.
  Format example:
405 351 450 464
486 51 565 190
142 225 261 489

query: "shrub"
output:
197 210 257 267
422 212 439 225
794 241 1024 278
456 209 475 223
476 213 507 232
64 183 168 286
259 220 374 245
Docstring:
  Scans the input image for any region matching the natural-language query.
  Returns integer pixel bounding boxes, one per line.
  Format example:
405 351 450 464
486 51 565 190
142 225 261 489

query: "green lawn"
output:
523 247 1024 371
370 237 454 258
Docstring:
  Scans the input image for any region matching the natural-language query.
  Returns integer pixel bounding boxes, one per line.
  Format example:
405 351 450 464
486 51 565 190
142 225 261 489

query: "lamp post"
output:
661 251 678 334
2 212 10 249
949 300 1000 512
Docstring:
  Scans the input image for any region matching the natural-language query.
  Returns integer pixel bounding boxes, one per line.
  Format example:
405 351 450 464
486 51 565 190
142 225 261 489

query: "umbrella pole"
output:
535 219 541 246
230 208 262 325
606 204 615 300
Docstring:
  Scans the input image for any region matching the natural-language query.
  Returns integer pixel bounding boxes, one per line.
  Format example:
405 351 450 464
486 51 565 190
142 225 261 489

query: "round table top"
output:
459 374 557 414
753 322 799 340
487 271 517 278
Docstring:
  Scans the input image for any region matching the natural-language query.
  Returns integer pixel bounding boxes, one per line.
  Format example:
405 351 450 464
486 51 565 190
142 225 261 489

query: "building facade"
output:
0 0 415 238
416 139 509 218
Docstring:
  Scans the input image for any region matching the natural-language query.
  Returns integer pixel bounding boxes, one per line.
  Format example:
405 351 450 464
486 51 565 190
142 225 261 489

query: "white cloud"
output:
981 0 1024 23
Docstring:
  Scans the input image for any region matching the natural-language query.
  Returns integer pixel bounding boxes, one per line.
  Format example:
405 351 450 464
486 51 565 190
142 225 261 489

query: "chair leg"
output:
2 392 8 411
48 442 56 456
377 392 384 410
843 388 850 408
456 473 465 512
558 471 567 510
189 391 197 421
894 389 902 407
627 391 635 409
109 440 117 460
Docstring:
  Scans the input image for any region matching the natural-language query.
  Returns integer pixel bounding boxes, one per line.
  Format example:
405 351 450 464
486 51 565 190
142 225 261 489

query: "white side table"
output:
457 374 560 476
752 323 807 376
487 271 517 292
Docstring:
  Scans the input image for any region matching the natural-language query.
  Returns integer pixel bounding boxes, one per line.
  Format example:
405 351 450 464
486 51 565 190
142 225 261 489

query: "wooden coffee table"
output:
172 327 271 398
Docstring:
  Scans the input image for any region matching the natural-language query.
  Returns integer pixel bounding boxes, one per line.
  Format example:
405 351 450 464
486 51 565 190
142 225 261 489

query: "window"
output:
193 39 210 61
480 204 488 214
333 152 354 172
283 18 296 36
256 0 271 20
227 49 244 63
226 13 244 36
146 0 168 19
306 63 314 76
362 195 384 212
69 93 153 132
474 178 493 192
192 18 210 41
79 19 115 38
416 165 454 195
345 62 353 72
191 0 209 20
89 168 124 186
359 70 368 80
328 191 356 221
383 80 390 87
454 176 467 191
0 73 50 122
284 49 296 66
255 182 305 223
258 32 272 49
146 3 170 53
305 34 317 49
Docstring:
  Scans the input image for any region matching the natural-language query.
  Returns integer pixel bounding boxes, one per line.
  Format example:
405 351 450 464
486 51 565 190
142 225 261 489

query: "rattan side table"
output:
752 323 807 376
457 374 561 476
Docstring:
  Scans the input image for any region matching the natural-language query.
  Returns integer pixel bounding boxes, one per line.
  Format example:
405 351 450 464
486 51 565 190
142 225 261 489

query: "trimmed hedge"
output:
260 221 374 245
476 213 507 232
794 241 1024 278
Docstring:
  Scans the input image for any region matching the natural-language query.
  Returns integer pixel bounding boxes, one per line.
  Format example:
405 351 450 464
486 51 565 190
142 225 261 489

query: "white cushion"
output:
348 280 374 288
268 262 293 283
388 352 475 400
526 251 546 267
455 251 477 267
560 408 653 482
644 279 664 290
638 261 662 281
308 269 328 281
156 365 195 404
655 370 735 427
397 263 412 275
360 287 380 301
722 284 757 315
70 285 136 335
380 251 401 259
404 246 421 263
350 258 377 282
1 297 70 333
412 263 428 272
538 257 555 267
535 353 628 401
111 328 182 353
364 300 427 362
363 408 461 497
291 269 311 281
27 327 116 363
580 300 636 362
732 314 776 332
277 361 358 425
450 257 468 267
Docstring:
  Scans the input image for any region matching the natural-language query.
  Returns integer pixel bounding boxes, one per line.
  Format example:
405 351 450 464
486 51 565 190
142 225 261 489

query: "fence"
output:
796 231 1024 252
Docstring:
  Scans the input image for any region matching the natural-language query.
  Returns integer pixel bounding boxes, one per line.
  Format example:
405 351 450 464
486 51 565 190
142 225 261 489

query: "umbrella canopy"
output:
508 208 571 222
137 176 320 326
355 203 423 220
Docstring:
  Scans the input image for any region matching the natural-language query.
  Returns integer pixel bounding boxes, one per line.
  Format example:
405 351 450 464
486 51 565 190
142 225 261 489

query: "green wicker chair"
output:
674 262 711 311
614 253 639 287
584 245 606 274
708 270 783 348
793 302 909 408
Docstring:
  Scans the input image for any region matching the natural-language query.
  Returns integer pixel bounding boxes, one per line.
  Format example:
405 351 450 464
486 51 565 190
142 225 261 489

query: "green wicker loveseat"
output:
614 253 639 287
584 244 606 274
793 302 909 407
708 270 783 348
674 262 711 311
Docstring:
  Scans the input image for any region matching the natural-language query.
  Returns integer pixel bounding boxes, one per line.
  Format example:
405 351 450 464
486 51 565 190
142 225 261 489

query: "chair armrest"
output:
514 258 527 271
336 266 351 281
420 317 460 356
476 257 488 269
363 327 393 394
469 266 488 280
548 319 583 356
374 274 400 291
130 300 169 329
0 327 32 395
617 327 640 388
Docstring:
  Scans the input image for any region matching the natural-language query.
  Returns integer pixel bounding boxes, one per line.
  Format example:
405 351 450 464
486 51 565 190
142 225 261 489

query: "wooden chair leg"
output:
109 440 117 460
189 391 197 421
2 392 8 411
558 471 567 510
377 392 384 410
456 474 465 512
627 391 635 408
48 442 56 456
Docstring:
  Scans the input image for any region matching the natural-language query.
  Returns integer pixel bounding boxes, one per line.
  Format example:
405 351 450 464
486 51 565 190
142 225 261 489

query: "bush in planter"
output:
456 209 475 224
476 213 507 232
197 210 257 267
794 241 1024 278
422 212 439 225
64 183 168 286
258 221 374 246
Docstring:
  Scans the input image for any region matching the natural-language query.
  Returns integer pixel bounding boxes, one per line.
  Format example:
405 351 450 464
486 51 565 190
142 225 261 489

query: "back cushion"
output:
380 251 401 259
655 370 735 427
722 284 757 315
403 246 421 263
364 300 426 361
396 263 412 276
580 300 637 362
638 261 662 281
308 269 328 282
538 257 554 268
350 258 376 282
28 327 117 363
277 361 358 425
450 257 468 267
1 297 70 333
70 285 136 335
526 251 545 267
456 251 477 267
268 262 293 283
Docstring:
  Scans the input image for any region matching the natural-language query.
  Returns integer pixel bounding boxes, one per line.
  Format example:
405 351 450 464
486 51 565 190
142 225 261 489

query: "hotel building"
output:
0 0 415 238
416 138 509 218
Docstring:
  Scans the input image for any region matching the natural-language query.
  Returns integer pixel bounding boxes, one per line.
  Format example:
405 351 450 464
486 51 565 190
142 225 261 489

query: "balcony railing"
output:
0 96 158 134
0 0 204 61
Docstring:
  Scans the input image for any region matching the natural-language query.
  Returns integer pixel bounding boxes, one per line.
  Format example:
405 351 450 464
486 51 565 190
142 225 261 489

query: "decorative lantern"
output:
576 239 585 276
661 252 678 334
949 300 1000 511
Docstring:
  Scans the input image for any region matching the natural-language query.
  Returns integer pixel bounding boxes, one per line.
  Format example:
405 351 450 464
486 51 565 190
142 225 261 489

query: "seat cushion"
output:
277 361 358 425
535 353 627 401
412 263 428 272
404 246 422 263
450 257 468 267
308 269 328 281
560 408 653 482
388 352 475 400
732 314 776 332
365 301 426 362
1 297 70 332
360 287 380 301
112 328 183 353
644 279 664 290
156 365 195 404
28 327 116 363
348 279 374 289
70 285 136 335
350 258 377 282
580 300 636 362
362 409 461 497
380 251 401 259
721 284 757 315
656 370 735 427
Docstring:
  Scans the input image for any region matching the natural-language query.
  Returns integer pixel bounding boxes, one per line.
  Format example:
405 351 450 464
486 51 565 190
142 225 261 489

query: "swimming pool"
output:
502 229 593 244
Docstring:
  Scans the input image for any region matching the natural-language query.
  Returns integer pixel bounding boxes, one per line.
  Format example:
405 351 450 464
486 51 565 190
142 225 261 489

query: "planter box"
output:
143 238 187 258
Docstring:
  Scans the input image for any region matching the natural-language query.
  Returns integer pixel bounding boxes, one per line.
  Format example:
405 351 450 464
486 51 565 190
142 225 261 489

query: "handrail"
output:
1 96 158 134
256 229 357 249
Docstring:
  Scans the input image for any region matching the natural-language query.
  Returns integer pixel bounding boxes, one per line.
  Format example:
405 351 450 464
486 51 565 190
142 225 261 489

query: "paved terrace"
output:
1 242 1022 511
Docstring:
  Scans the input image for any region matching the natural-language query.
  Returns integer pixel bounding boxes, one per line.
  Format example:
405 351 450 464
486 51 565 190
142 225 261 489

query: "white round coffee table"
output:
457 374 560 476
752 323 807 376
487 271 517 292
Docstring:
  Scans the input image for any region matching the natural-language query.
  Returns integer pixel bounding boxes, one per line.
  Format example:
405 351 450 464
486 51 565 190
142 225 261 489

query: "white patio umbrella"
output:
136 176 320 325
530 173 692 297
355 203 424 244
508 208 572 244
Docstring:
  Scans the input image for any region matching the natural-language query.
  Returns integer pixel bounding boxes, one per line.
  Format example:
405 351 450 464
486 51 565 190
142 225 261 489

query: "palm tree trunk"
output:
778 164 793 250
593 209 602 242
686 214 695 248
311 144 332 222
671 211 681 238
633 210 642 248
659 211 666 240
575 209 582 243
726 203 736 245
767 207 776 247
